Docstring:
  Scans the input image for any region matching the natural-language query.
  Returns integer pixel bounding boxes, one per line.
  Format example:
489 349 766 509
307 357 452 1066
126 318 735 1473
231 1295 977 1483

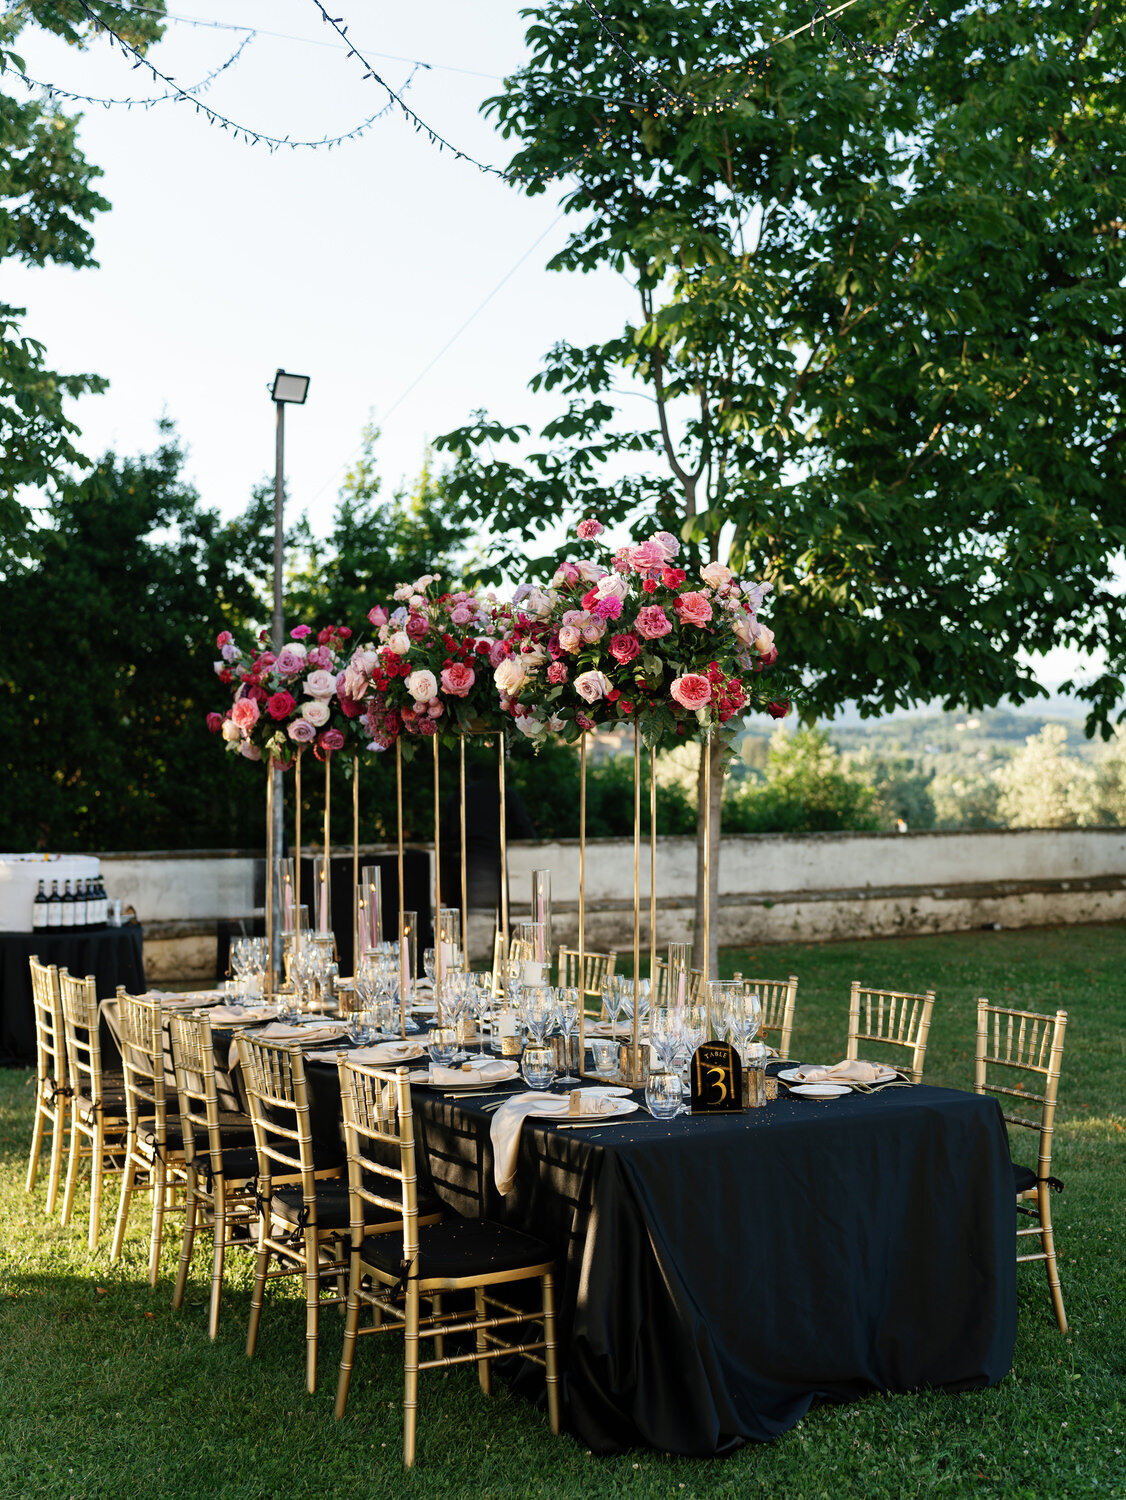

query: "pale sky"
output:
8 1 1105 702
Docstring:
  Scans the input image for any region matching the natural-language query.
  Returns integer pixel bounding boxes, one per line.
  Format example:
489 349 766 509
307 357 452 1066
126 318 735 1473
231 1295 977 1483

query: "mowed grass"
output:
0 925 1123 1500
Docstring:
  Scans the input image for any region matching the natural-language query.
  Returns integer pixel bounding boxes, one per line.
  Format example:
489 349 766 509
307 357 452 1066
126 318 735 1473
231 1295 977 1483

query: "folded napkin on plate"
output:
491 1090 617 1195
430 1058 517 1087
304 1040 424 1065
208 1004 279 1025
791 1059 896 1085
256 1022 347 1046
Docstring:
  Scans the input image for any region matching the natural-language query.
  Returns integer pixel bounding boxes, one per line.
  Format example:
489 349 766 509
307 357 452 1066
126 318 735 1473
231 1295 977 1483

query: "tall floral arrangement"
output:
206 623 363 764
494 520 786 747
341 576 510 755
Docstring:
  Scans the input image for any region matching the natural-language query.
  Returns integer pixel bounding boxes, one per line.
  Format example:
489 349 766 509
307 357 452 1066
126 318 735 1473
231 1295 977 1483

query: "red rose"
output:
339 695 363 718
267 691 296 720
216 631 233 648
767 700 790 719
206 712 223 733
642 579 658 594
246 685 269 704
219 669 232 685
608 633 641 665
339 627 352 639
661 567 686 588
620 700 634 715
319 727 346 753
759 647 779 668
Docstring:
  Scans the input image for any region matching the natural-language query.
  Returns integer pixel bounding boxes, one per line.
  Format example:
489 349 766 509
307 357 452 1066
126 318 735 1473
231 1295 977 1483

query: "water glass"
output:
645 1071 683 1120
590 1038 619 1080
521 1045 555 1091
427 1028 459 1067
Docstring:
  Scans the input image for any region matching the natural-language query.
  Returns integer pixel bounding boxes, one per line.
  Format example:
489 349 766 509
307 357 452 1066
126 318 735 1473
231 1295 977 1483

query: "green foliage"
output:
0 2 168 552
725 728 881 833
0 427 275 851
437 1 1126 736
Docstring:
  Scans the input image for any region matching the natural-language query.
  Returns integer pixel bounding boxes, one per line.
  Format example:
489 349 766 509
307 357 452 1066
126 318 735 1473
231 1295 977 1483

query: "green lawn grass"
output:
1 925 1123 1500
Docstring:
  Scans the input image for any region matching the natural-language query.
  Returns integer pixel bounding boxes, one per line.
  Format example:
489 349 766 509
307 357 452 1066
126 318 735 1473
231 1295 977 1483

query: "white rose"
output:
520 641 548 670
221 719 242 744
406 669 438 702
701 562 733 589
515 712 546 739
387 632 411 655
731 615 754 647
574 560 607 584
302 700 330 727
574 669 610 703
595 573 628 601
494 658 528 696
303 669 336 701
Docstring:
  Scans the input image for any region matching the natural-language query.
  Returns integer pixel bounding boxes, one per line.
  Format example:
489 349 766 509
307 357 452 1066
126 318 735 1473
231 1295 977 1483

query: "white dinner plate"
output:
788 1083 851 1098
550 1096 639 1124
576 1084 633 1098
426 1064 519 1089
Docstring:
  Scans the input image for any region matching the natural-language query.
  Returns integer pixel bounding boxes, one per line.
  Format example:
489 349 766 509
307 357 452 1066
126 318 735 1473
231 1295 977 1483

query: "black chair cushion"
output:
361 1215 554 1283
1013 1163 1038 1194
193 1146 260 1186
269 1181 441 1231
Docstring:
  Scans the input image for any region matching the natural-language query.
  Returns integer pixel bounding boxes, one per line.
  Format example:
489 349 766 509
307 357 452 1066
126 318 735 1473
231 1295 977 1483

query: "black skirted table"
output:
0 926 146 1066
298 1057 1017 1457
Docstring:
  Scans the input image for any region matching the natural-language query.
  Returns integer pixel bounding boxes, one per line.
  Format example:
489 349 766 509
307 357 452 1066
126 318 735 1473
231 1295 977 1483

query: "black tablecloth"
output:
0 927 146 1066
299 1062 1017 1456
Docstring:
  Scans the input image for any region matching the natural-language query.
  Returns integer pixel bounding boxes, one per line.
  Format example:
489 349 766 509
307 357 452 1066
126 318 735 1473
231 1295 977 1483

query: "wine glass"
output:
726 989 762 1063
649 1007 683 1073
522 986 557 1047
600 975 624 1031
423 947 437 989
557 986 580 1077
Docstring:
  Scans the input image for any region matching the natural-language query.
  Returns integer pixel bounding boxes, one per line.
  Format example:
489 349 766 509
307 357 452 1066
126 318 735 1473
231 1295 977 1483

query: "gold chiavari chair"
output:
334 1057 561 1467
732 973 799 1058
846 980 935 1083
110 990 189 1283
651 958 705 1009
26 956 71 1214
975 1000 1069 1333
490 929 532 998
59 969 130 1250
168 1014 258 1338
237 1032 417 1393
556 946 617 1014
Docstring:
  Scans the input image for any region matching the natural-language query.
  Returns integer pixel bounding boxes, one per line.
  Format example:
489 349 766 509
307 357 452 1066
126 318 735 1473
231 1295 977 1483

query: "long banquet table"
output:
299 1055 1017 1457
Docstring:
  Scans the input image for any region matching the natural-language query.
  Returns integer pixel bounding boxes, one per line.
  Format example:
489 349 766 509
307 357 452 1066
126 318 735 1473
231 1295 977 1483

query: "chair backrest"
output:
234 1033 316 1191
846 981 935 1083
336 1057 418 1264
29 955 66 1092
732 973 799 1057
975 1000 1067 1184
169 1013 224 1179
557 946 617 1005
59 969 108 1102
116 990 168 1131
652 958 704 1009
490 930 532 997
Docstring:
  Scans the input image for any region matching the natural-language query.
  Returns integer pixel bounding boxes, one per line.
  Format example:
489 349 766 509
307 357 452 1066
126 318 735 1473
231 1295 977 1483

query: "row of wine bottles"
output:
32 877 111 931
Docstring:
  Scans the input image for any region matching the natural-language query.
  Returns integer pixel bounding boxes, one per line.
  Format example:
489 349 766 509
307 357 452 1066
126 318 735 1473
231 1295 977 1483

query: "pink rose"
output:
753 624 776 656
368 605 389 627
319 728 346 754
547 661 568 685
239 742 262 761
557 625 582 654
580 615 606 644
305 645 333 671
629 540 666 572
304 669 336 700
635 606 673 640
275 646 306 676
230 698 260 730
290 624 312 640
215 631 233 648
449 605 474 626
609 633 640 665
577 517 604 539
575 712 594 731
574 669 611 703
700 562 733 589
220 642 240 662
288 718 316 744
552 562 580 588
427 699 445 718
574 560 606 584
205 712 223 733
488 639 509 669
652 531 679 562
593 596 623 621
267 691 296 721
675 591 713 627
670 674 712 711
441 663 476 698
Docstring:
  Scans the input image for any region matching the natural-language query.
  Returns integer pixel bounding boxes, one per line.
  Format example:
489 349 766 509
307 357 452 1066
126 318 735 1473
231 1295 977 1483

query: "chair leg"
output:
475 1288 491 1395
209 1183 227 1341
149 1161 169 1288
305 1228 320 1395
403 1284 421 1468
246 1228 271 1359
110 1145 137 1263
89 1118 106 1251
1039 1191 1068 1334
335 1270 363 1419
173 1178 198 1311
541 1272 561 1436
60 1116 82 1228
46 1100 67 1216
26 1098 45 1194
432 1291 445 1367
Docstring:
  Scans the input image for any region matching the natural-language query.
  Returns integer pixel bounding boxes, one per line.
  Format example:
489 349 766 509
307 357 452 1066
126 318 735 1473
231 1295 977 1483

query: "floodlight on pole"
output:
269 368 310 987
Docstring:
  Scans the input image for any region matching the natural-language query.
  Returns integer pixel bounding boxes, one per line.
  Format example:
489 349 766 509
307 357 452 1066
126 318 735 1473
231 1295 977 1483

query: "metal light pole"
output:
268 369 310 986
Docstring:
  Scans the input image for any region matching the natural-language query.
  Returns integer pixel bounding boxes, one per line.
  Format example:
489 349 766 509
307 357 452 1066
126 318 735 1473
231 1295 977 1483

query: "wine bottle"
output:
96 876 108 927
75 878 88 929
32 880 48 931
46 880 62 929
61 879 76 929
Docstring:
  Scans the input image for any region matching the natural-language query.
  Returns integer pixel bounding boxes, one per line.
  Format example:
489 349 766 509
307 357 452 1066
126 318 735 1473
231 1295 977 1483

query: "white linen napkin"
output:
255 1022 347 1046
791 1059 897 1085
491 1091 617 1195
208 1004 279 1025
304 1039 427 1065
430 1058 517 1087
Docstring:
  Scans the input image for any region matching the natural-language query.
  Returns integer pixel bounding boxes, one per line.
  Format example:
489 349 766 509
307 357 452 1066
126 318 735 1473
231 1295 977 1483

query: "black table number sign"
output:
690 1041 743 1113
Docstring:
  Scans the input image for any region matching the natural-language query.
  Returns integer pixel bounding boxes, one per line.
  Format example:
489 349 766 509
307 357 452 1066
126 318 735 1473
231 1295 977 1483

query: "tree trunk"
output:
692 736 724 978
